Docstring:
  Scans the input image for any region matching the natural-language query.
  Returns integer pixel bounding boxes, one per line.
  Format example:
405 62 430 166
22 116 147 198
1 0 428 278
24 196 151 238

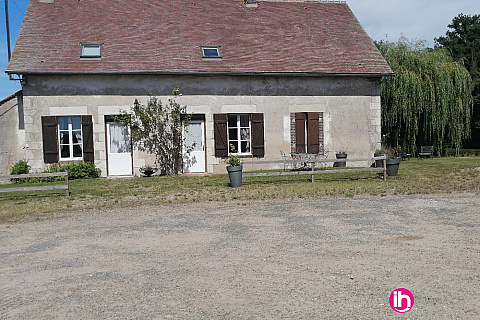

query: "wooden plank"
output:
0 185 68 193
0 172 69 196
243 167 385 177
0 172 68 179
243 157 386 166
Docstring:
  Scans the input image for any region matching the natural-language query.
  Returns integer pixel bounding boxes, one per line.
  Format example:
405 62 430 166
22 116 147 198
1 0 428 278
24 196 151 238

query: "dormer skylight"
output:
201 46 221 59
80 43 102 59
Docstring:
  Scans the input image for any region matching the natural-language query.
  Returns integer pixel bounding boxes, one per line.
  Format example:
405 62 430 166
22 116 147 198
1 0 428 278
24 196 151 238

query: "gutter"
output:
6 70 394 78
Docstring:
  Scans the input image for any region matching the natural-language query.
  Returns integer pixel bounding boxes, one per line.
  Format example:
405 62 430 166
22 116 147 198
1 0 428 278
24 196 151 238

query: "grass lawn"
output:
1 157 479 221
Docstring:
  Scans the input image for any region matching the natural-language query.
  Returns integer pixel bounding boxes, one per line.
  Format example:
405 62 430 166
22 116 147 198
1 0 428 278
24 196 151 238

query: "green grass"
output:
1 157 479 221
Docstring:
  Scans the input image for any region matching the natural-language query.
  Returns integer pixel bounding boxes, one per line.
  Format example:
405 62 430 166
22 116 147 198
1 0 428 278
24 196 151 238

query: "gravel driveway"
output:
1 192 479 319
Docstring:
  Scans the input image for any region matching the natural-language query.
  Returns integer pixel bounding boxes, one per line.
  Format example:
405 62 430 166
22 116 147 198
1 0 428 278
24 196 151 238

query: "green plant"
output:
10 160 30 175
225 144 242 167
9 160 30 183
46 161 101 180
115 87 191 175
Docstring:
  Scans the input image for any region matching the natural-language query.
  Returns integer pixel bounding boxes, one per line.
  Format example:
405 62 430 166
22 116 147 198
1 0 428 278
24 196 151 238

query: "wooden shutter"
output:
307 112 319 154
295 112 306 154
82 115 95 161
42 116 59 163
214 113 228 157
251 113 264 157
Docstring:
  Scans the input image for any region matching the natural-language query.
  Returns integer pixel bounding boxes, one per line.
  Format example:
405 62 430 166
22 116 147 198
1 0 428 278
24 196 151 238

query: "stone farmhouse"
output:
3 0 392 176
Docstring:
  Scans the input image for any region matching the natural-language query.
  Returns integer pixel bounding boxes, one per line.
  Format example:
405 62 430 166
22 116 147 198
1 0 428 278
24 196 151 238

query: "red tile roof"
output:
7 0 392 76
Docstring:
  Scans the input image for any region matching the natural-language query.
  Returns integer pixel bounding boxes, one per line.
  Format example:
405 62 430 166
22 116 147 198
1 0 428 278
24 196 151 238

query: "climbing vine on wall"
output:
377 39 473 155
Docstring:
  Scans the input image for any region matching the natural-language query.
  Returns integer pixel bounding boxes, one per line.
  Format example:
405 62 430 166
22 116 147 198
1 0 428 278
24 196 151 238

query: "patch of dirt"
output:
1 192 479 319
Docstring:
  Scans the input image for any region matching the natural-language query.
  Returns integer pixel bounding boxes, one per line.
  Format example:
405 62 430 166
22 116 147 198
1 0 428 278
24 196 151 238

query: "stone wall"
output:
21 74 382 175
0 92 25 175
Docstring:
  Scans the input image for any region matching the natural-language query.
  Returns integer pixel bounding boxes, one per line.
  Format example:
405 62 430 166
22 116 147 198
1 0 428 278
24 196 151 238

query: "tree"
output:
435 14 480 148
377 38 473 155
116 88 191 175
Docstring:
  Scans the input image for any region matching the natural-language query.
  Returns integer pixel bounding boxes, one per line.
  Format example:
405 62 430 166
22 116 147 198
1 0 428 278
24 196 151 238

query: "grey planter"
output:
227 165 243 187
374 153 387 168
386 159 401 176
334 153 347 167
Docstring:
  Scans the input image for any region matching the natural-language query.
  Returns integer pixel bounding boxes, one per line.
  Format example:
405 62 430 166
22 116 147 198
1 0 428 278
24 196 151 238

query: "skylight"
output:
80 43 102 59
201 46 221 59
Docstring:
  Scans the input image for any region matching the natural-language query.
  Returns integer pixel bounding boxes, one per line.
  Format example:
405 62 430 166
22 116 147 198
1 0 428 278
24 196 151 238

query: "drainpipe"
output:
4 0 12 61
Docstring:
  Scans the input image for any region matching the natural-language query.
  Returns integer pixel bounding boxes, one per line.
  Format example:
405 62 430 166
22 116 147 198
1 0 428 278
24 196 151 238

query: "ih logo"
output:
389 288 414 313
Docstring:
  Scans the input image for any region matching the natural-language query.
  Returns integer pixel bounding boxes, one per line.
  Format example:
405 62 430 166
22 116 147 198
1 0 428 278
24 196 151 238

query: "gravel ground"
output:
1 192 479 319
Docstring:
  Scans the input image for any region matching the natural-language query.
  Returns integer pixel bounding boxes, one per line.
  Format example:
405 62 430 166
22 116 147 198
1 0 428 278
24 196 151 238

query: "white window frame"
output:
80 43 102 59
227 114 252 155
201 46 221 59
58 116 84 161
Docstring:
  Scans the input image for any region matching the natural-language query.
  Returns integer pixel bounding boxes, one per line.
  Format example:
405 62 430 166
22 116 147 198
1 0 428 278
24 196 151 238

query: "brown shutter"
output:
307 112 319 154
251 113 264 157
295 112 306 154
82 115 95 161
42 116 59 163
214 113 228 157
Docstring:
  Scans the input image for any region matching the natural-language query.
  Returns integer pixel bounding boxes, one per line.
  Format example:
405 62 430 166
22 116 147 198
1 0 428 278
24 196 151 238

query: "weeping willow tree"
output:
377 39 473 155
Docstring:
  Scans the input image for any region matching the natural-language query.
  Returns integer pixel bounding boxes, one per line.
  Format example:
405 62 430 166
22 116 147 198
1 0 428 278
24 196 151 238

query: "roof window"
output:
201 46 221 59
80 43 102 59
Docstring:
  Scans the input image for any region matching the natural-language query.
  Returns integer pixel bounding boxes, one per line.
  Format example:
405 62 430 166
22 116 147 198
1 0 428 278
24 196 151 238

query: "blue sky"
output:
0 0 478 99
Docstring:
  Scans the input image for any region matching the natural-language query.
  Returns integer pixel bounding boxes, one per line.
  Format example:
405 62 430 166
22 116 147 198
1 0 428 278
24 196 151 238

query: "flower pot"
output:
227 165 243 187
142 170 155 177
374 153 387 168
386 159 401 176
334 153 347 167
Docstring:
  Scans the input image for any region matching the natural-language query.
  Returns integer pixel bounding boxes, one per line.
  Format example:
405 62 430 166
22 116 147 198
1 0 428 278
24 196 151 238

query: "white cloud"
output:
347 0 479 46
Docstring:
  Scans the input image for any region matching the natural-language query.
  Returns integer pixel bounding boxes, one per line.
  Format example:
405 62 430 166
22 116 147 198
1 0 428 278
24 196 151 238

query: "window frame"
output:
227 114 252 155
201 46 221 59
58 116 84 161
80 43 102 59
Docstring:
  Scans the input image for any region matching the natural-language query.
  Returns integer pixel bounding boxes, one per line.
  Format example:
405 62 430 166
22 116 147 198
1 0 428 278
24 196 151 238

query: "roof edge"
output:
7 70 394 78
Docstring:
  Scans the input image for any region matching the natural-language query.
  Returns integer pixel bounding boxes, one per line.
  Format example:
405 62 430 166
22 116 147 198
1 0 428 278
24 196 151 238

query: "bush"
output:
9 160 30 183
10 160 30 175
46 161 101 180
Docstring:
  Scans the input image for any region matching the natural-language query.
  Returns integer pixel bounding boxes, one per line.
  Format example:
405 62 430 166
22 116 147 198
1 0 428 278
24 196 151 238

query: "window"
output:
58 117 83 159
41 116 94 163
291 112 324 154
81 43 102 58
214 113 264 157
201 46 221 58
228 114 251 154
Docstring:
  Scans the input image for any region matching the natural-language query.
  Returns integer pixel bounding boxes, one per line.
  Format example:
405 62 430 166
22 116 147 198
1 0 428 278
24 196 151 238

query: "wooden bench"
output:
243 156 387 182
0 172 70 196
419 146 433 158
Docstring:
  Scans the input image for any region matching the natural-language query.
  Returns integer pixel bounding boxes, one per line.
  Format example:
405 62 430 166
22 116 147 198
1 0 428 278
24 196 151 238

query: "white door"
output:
107 122 133 176
183 120 205 173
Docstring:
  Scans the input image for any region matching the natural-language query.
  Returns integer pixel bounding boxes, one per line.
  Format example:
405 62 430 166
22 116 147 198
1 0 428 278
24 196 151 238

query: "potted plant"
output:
225 145 243 187
139 165 157 177
385 150 401 176
374 149 389 168
334 151 347 167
